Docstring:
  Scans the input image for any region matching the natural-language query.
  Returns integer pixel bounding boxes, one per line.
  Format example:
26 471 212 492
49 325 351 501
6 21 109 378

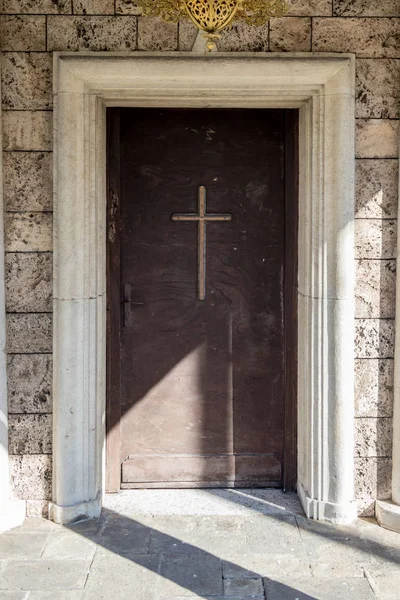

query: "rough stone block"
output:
7 313 52 353
2 111 52 151
286 0 332 15
5 213 53 252
115 0 141 14
355 219 397 259
355 457 392 500
313 18 400 57
47 16 137 51
9 454 52 500
355 418 393 458
355 159 398 219
1 52 52 110
26 500 50 518
137 16 177 51
334 0 400 16
73 0 114 14
7 354 52 414
178 20 197 51
355 319 395 358
217 22 269 52
355 359 393 418
270 17 311 51
356 59 400 119
356 120 399 159
0 16 46 51
355 259 396 318
5 252 52 312
0 0 71 13
3 152 52 211
8 414 52 455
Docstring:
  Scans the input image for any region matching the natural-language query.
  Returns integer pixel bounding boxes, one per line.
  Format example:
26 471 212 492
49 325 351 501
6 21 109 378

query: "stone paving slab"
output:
0 560 91 591
157 553 223 597
0 532 49 559
3 491 400 599
263 576 376 600
84 552 160 600
41 530 97 560
29 593 84 600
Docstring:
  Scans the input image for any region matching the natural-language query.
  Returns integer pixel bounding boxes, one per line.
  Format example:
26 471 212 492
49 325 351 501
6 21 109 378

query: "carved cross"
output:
172 185 232 300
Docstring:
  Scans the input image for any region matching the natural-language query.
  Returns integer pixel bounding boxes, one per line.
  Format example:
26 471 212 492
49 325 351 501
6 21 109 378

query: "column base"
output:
49 497 101 525
376 500 400 533
298 481 358 524
0 499 26 533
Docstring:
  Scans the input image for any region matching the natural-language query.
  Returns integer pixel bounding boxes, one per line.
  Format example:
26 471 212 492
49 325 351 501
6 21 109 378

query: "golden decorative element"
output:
172 186 232 300
137 0 286 50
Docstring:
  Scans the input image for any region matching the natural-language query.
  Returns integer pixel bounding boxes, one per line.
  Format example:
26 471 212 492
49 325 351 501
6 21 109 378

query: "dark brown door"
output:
106 108 298 491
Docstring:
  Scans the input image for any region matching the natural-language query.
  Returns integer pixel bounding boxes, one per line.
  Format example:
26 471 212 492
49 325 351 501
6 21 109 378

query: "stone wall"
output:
0 0 399 517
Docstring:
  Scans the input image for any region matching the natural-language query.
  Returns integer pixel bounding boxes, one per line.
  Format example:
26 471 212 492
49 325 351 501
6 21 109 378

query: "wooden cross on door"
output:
172 186 232 300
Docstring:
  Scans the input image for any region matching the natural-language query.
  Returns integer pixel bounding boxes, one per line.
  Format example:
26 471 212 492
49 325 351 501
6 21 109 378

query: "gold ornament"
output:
136 0 286 50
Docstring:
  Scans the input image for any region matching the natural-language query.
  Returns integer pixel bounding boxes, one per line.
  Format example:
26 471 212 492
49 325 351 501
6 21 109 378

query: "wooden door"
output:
106 108 298 491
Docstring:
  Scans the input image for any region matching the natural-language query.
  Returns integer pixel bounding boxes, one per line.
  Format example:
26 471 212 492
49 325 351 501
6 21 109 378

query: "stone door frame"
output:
5 52 358 525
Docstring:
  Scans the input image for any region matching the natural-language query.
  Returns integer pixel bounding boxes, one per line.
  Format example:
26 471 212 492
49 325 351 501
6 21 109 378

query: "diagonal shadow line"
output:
204 488 400 567
67 507 317 599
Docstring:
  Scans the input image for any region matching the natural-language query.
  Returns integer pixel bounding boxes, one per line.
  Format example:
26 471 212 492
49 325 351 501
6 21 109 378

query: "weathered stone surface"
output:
5 253 52 313
217 22 269 52
355 359 393 418
5 213 52 252
355 418 393 458
178 20 197 51
85 552 159 598
0 0 71 13
355 159 399 219
0 15 46 50
7 313 52 353
1 52 52 110
73 0 114 14
270 17 311 51
115 0 141 14
26 500 50 518
0 531 48 559
355 259 396 318
42 529 97 560
356 59 400 119
366 571 400 600
47 16 137 51
286 0 332 15
355 319 395 358
137 16 177 50
2 111 52 151
6 252 51 312
263 577 375 600
8 414 52 455
355 457 392 500
7 354 52 414
224 578 264 596
3 152 52 212
9 454 52 499
355 219 397 259
334 0 400 17
313 18 400 57
0 559 91 590
356 119 400 159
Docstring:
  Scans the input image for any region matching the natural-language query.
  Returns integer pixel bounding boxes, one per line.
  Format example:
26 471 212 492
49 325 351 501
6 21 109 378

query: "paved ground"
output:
0 489 400 599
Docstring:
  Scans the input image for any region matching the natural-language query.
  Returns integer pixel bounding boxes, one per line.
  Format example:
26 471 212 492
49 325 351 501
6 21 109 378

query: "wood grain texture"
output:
107 108 298 488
